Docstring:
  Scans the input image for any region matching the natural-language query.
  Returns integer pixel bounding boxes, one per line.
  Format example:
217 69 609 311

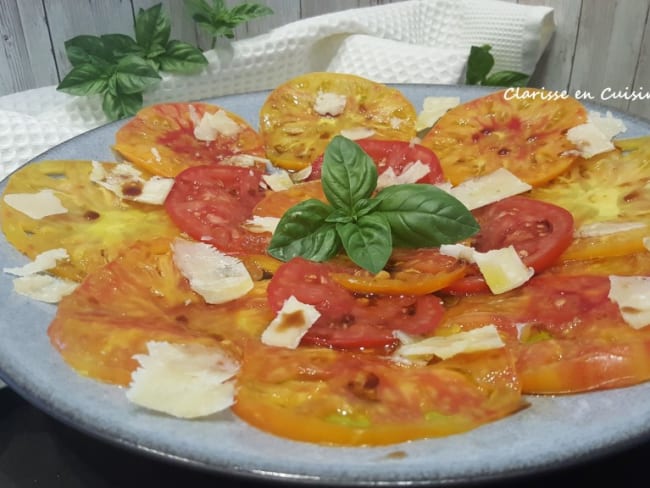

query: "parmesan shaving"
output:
395 325 505 360
127 341 239 419
3 189 68 219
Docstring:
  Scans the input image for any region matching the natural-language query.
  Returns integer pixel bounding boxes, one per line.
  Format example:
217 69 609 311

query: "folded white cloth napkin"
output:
0 0 553 180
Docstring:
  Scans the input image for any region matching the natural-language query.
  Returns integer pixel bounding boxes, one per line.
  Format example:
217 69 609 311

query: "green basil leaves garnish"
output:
268 136 479 273
57 4 208 121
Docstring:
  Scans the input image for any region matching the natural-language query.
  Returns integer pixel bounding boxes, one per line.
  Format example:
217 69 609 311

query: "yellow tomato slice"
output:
259 72 417 170
113 102 265 177
0 160 181 282
531 144 650 261
48 238 273 385
420 88 587 186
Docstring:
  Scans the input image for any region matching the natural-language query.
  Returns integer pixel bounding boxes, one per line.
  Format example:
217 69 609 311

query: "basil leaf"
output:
268 199 340 262
65 35 111 66
57 64 110 95
374 184 479 247
227 3 274 27
135 3 171 55
353 198 382 219
102 90 143 120
158 40 208 74
337 214 392 274
321 136 378 212
101 34 142 59
325 209 354 224
114 55 161 94
188 0 273 42
465 45 494 85
484 70 530 87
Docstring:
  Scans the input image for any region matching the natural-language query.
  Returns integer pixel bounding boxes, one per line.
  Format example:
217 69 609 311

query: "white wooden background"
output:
1 0 649 119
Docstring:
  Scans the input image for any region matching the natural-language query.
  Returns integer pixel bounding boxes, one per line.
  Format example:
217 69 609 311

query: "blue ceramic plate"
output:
1 85 650 486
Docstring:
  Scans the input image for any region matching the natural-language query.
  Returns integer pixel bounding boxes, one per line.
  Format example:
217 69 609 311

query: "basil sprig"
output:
57 4 208 121
268 136 479 274
187 0 274 48
466 45 529 87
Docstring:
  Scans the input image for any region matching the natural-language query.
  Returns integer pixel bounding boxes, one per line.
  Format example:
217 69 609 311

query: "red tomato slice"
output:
233 342 524 446
267 257 445 351
444 196 574 295
307 139 445 183
441 273 650 394
164 165 269 254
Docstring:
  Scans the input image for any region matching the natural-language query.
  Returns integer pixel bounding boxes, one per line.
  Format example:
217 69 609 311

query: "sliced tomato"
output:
267 257 445 351
307 139 445 183
252 180 326 218
530 145 650 261
113 102 265 178
444 196 574 295
420 88 587 186
441 273 650 394
48 238 273 385
164 165 269 254
0 160 181 282
331 248 468 295
233 342 524 446
259 72 417 170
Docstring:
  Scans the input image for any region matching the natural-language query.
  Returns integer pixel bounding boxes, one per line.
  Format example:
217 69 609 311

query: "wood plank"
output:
628 5 650 120
44 0 135 80
569 0 648 112
300 0 365 18
518 0 582 91
0 0 58 96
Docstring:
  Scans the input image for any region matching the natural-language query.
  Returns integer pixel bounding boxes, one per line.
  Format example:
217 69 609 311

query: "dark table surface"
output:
1 385 647 488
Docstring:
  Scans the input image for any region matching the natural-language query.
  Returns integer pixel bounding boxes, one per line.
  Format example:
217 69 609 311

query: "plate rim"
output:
1 83 650 486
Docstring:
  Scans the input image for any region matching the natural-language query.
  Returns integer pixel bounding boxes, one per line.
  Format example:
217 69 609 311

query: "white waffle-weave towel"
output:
0 0 553 180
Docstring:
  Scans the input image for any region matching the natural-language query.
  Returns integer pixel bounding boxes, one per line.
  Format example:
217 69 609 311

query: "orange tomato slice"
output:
330 248 468 295
420 88 587 186
113 102 265 177
259 72 417 170
252 180 326 218
48 238 273 385
233 342 523 446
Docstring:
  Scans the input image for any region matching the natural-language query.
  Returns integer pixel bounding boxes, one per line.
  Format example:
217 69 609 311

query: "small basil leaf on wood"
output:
336 214 392 274
187 0 274 46
374 184 479 247
268 199 340 262
321 136 377 211
135 4 171 55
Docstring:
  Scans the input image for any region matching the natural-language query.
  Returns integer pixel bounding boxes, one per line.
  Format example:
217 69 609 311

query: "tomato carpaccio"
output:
5 77 646 448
